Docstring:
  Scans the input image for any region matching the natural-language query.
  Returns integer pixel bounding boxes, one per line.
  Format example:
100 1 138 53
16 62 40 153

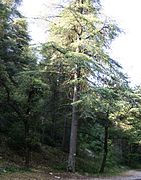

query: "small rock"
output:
3 169 6 173
54 176 61 179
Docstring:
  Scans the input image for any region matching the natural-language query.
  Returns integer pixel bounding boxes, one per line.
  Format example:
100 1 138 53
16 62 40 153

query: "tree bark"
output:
24 119 30 168
50 87 57 141
99 125 109 173
67 76 78 172
24 88 35 168
62 116 68 152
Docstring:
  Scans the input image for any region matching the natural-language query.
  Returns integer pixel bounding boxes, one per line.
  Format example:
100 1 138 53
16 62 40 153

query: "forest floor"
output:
0 170 141 180
0 141 141 180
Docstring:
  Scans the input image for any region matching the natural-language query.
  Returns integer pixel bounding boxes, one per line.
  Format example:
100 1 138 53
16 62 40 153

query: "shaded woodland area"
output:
1 0 141 176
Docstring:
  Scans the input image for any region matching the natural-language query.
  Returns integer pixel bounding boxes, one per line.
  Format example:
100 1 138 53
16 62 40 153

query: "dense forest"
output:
1 0 141 176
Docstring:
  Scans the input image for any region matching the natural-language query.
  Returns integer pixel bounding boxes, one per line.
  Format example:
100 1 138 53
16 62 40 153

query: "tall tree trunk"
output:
99 125 109 173
67 0 84 172
67 74 79 172
62 116 68 152
50 81 58 143
68 68 79 172
51 88 56 141
24 119 30 168
24 88 35 168
41 118 45 144
67 30 81 172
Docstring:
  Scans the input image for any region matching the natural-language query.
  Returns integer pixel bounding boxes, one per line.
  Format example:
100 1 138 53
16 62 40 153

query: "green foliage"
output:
0 166 31 174
77 158 99 174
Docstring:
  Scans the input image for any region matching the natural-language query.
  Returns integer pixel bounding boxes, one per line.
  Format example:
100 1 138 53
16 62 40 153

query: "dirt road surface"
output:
1 170 141 180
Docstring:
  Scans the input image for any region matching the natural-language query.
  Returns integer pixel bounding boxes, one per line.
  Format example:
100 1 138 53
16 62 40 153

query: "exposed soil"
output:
0 141 141 180
1 170 141 180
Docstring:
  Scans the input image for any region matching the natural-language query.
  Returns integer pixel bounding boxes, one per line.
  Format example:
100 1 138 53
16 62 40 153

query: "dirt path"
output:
1 170 141 180
90 170 141 180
